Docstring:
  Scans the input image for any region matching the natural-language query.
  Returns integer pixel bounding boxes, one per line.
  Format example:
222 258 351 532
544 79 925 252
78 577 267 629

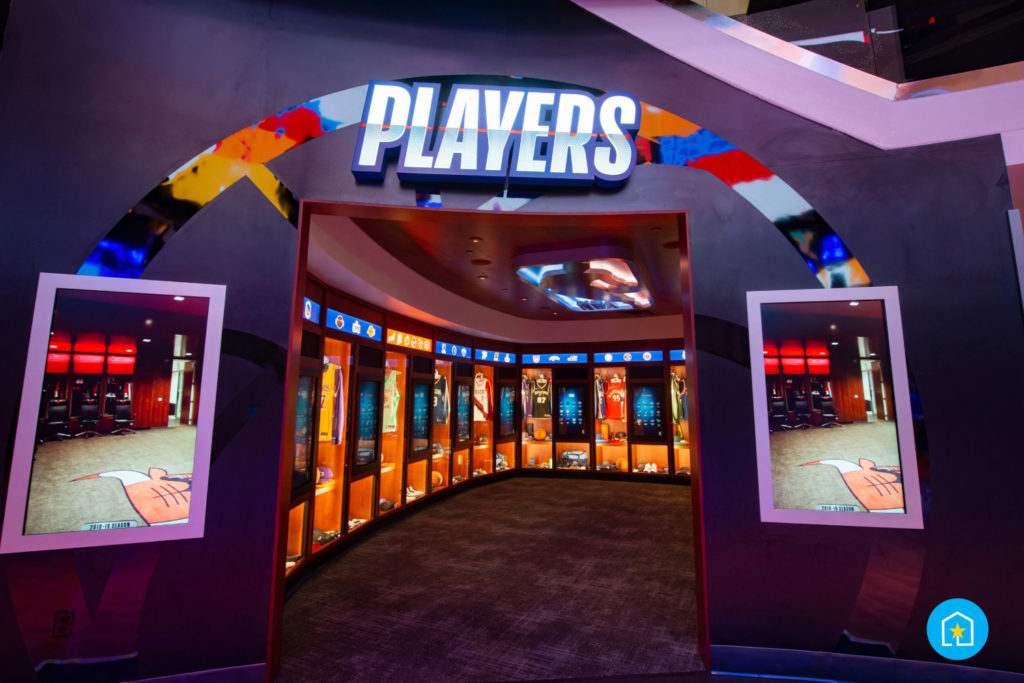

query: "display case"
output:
495 384 516 471
471 364 495 476
291 373 317 490
379 350 407 513
431 360 453 491
452 364 474 483
312 336 351 553
554 382 590 470
521 368 553 468
285 501 307 574
347 474 375 531
669 360 691 476
593 366 628 472
401 343 434 503
629 382 670 474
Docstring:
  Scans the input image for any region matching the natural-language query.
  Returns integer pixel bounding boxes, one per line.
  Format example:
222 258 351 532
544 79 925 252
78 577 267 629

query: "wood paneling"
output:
832 356 867 423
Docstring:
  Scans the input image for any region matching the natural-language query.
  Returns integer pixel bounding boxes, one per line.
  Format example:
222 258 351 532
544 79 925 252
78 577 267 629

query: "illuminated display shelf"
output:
283 277 694 584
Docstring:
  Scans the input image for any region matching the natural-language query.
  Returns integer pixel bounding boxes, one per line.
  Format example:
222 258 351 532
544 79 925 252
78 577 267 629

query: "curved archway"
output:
77 75 868 289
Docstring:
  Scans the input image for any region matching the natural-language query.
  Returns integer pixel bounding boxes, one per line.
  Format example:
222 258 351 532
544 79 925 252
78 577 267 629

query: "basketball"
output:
534 428 547 440
432 470 444 487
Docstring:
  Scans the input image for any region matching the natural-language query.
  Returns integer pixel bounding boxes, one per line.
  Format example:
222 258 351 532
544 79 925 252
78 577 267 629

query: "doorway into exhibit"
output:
268 201 707 680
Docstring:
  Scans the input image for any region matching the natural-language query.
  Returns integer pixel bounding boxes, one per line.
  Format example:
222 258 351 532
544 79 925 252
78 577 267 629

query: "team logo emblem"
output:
368 325 375 338
623 352 632 361
303 300 312 320
352 320 361 334
335 315 344 329
642 352 652 361
605 353 613 362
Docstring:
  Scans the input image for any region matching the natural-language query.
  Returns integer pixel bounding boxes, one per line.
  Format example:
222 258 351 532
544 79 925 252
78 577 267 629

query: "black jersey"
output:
531 377 551 418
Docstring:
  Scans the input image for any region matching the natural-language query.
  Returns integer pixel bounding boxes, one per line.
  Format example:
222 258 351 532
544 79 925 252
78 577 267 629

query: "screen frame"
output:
555 383 587 439
626 381 666 442
746 286 923 529
1 273 226 553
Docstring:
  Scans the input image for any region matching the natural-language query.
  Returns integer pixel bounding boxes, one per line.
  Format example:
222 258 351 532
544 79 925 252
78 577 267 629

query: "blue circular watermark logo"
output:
927 598 988 660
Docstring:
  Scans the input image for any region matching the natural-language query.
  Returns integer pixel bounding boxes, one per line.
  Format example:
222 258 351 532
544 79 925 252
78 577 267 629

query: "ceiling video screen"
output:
1 274 225 553
746 287 922 529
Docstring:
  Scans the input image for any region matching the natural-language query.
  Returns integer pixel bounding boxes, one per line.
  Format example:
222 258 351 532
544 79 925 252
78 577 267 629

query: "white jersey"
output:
473 375 492 421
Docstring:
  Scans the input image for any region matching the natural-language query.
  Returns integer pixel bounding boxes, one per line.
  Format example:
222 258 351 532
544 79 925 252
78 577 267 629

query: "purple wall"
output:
0 0 1020 679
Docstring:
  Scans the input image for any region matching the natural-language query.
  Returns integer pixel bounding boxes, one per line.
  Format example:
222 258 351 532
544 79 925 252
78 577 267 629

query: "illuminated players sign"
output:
353 80 640 187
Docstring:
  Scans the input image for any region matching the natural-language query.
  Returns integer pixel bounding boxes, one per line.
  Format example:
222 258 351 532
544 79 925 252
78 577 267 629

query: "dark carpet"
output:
279 477 701 682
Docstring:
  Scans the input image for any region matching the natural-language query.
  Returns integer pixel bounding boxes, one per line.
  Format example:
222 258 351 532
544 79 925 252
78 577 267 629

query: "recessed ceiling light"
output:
471 258 491 266
185 352 192 356
830 342 839 346
829 324 837 331
142 338 152 343
478 275 487 280
552 312 558 316
469 236 482 243
174 296 185 301
849 301 859 306
520 297 527 301
145 319 153 326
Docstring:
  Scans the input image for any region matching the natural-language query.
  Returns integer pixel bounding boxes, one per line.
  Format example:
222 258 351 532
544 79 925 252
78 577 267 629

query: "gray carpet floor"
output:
279 477 701 682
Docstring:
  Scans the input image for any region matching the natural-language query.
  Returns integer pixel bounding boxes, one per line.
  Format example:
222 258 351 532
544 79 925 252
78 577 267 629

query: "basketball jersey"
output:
473 375 491 421
594 376 606 420
531 377 551 418
433 373 450 425
382 368 400 433
606 376 624 420
522 375 531 416
670 374 681 423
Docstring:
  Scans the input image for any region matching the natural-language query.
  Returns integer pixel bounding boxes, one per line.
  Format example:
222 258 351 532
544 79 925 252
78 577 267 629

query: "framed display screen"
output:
1 274 225 553
630 384 665 440
455 384 471 442
292 375 316 490
556 385 586 438
411 382 430 452
498 386 515 438
747 287 922 529
355 379 380 465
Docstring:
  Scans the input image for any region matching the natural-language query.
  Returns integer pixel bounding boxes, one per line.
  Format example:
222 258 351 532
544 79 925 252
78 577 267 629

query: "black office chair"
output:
792 396 813 429
42 399 71 442
111 399 136 435
75 398 101 438
769 397 790 432
818 397 841 427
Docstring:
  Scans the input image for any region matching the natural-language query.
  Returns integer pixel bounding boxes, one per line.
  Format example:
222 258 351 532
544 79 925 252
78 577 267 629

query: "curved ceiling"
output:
308 212 687 344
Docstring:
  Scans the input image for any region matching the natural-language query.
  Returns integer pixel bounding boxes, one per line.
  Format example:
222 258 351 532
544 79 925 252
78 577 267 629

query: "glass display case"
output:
347 474 375 531
292 374 316 490
355 377 380 468
452 377 472 483
494 383 515 471
379 351 407 513
471 365 495 476
406 459 427 502
521 368 553 468
431 360 452 491
555 384 590 469
630 383 670 474
670 363 691 476
312 337 351 552
285 501 307 574
594 366 628 472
